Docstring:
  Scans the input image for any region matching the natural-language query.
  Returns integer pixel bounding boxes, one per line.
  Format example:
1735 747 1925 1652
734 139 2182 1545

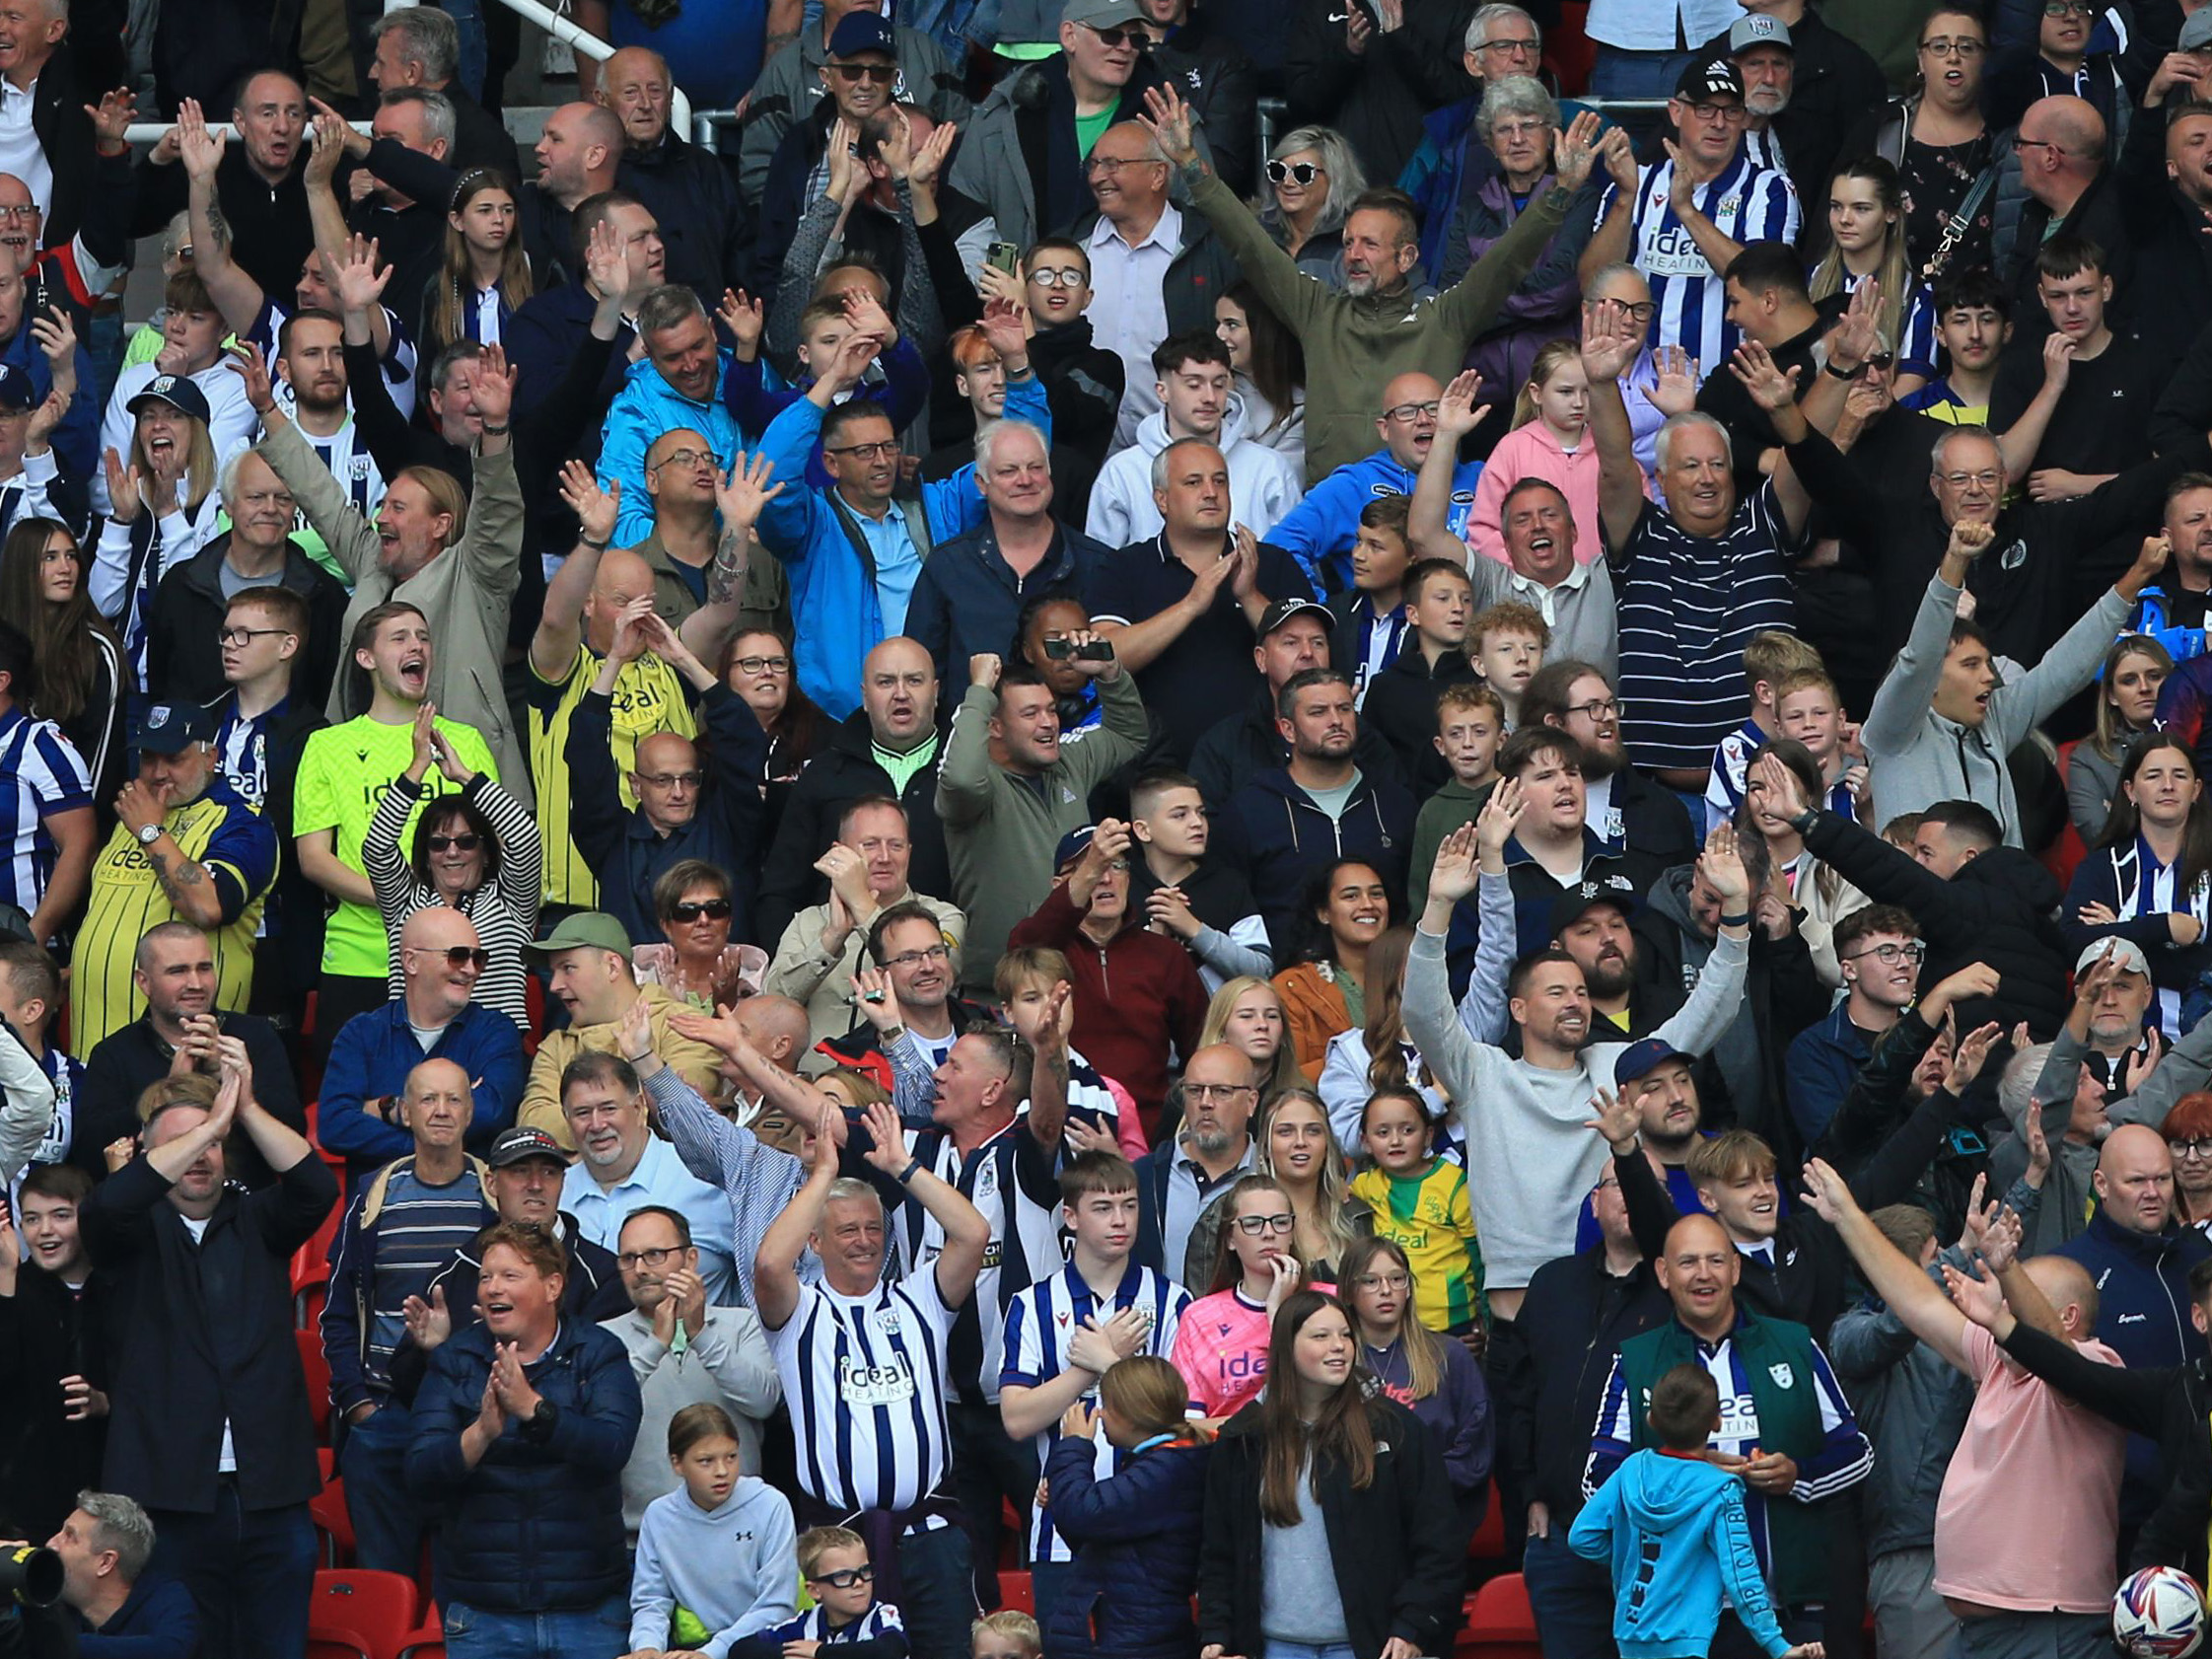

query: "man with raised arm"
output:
1404 817 1753 1320
753 1090 994 1659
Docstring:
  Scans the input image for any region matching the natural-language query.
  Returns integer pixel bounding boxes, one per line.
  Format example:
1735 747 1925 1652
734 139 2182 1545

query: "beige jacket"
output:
519 982 726 1146
762 890 967 1062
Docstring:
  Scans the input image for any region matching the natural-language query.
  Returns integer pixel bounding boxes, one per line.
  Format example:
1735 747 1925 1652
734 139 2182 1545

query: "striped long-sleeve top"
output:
362 769 541 1031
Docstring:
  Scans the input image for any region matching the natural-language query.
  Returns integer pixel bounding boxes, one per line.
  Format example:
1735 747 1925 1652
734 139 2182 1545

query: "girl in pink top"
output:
1171 1174 1318 1420
1467 341 1603 569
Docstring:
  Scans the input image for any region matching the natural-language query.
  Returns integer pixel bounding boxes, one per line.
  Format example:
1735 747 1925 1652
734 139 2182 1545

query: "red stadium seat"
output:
310 1451 355 1567
294 1205 341 1328
996 1571 1035 1615
306 1629 371 1659
311 1570 421 1659
1467 1481 1505 1558
1458 1572 1541 1659
297 1329 333 1440
2042 741 2088 892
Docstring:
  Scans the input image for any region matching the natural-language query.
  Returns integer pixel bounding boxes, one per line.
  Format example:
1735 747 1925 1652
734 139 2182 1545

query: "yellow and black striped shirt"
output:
526 644 696 908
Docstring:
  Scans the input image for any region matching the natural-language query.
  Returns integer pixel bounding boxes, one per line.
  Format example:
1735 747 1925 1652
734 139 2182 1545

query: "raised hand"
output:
2123 1028 2167 1098
558 462 620 545
1436 369 1488 440
857 1096 914 1178
1827 277 1883 370
1978 1203 2025 1274
85 88 136 151
403 1283 454 1349
849 964 902 1032
1748 752 1811 823
1584 1086 1640 1153
910 119 957 190
877 109 916 181
471 342 517 430
1138 83 1199 167
1474 776 1525 863
1597 125 1638 194
1649 345 1699 416
1795 1156 1851 1224
305 108 348 185
1942 1020 2003 1096
1695 822 1749 910
1728 340 1802 413
227 339 277 415
716 450 783 531
979 296 1029 366
103 446 143 524
1552 110 1601 193
1579 291 1643 385
823 116 858 206
1662 138 1707 206
327 234 391 317
1427 824 1482 906
667 1002 760 1065
1943 518 1995 566
1942 1259 2006 1330
407 697 439 778
716 287 764 355
844 285 897 350
175 98 225 183
614 976 656 1062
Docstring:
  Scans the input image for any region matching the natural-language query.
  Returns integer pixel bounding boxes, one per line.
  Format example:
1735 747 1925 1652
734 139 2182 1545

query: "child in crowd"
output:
1042 1356 1213 1659
1897 266 2011 427
1466 602 1548 730
1349 1087 1484 1334
1704 630 1825 821
1334 495 1415 701
1363 555 1477 793
969 1611 1041 1659
1171 1174 1316 1421
1128 765 1274 995
1570 1365 1823 1659
757 1527 909 1659
628 1403 800 1659
1408 684 1507 911
723 282 929 486
1468 339 1601 569
1774 668 1870 820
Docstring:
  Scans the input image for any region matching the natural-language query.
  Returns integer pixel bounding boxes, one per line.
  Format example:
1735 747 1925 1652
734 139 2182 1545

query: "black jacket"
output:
1603 762 1701 868
1360 645 1476 798
446 84 524 180
31 43 102 252
1023 319 1125 525
133 144 314 312
1695 8 1888 230
143 536 350 710
0 1263 111 1540
1490 1245 1669 1519
1197 1397 1466 1659
1188 687 1407 810
2001 1322 2212 1582
2008 165 2135 320
75 1010 308 1190
1152 15 1260 195
81 1149 337 1513
2115 100 2212 347
1810 1006 1987 1242
1283 0 1479 185
617 130 753 306
1804 807 2072 1039
754 713 953 948
567 682 768 948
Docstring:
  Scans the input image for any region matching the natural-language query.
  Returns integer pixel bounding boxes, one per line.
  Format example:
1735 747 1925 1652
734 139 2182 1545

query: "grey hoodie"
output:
628 1476 800 1659
1861 570 2128 846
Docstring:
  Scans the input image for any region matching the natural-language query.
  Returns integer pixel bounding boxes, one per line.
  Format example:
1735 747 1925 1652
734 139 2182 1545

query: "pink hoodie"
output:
1467 417 1604 569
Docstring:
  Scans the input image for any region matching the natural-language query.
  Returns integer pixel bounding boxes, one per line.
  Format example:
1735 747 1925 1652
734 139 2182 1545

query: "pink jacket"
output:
1467 418 1604 569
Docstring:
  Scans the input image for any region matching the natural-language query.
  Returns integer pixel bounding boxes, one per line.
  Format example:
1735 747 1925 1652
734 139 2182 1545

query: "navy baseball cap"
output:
1614 1038 1694 1090
127 372 212 425
0 365 35 410
130 699 214 755
827 11 896 56
486 1126 568 1168
1550 880 1633 939
1055 825 1098 872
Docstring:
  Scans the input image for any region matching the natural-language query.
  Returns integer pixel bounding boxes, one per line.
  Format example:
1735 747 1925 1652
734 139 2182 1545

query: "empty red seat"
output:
996 1570 1035 1615
309 1455 354 1568
1458 1572 1541 1659
1467 1481 1505 1559
311 1569 420 1659
297 1329 333 1441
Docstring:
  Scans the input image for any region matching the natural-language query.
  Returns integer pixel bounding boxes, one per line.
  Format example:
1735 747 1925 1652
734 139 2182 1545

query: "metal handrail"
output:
387 0 693 131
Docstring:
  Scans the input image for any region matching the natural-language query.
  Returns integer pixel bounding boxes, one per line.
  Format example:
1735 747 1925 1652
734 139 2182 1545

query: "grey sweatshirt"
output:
1861 571 2128 846
628 1476 800 1659
1404 913 1749 1289
605 1305 784 1538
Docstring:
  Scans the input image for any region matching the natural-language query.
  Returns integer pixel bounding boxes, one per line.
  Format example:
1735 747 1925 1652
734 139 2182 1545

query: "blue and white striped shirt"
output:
768 1269 957 1519
0 705 92 923
768 1600 905 1646
999 1259 1190 1562
1605 151 1801 369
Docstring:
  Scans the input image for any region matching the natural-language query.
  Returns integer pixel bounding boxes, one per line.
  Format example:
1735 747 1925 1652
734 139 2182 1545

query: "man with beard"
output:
1405 820 1752 1320
1218 667 1415 956
292 604 501 1038
1524 661 1698 869
2127 473 2212 647
1699 7 1884 217
2120 102 2212 347
1572 1039 1710 1250
1136 1042 1260 1284
1787 904 1923 1147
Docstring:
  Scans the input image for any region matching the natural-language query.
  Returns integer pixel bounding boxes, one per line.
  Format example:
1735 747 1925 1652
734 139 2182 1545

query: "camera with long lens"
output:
0 1544 62 1607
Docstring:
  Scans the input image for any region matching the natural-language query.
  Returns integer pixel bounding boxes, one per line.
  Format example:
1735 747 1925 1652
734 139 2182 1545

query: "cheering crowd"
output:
16 0 2212 1655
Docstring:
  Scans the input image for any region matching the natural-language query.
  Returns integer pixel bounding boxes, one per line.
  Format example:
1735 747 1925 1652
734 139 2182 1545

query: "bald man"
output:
601 46 756 306
321 1052 495 1571
1805 1157 2124 1659
2056 1123 2211 1529
566 600 770 945
2009 95 2132 312
1588 1211 1871 1650
316 907 528 1189
1265 370 1486 593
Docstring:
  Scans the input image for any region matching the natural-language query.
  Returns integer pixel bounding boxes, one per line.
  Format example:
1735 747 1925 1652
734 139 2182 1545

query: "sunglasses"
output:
426 833 481 852
670 899 734 922
416 945 492 970
1266 160 1321 185
827 61 897 83
1084 23 1145 46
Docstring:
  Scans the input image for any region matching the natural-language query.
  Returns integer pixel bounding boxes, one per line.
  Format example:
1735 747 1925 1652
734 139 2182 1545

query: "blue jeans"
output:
1588 46 1696 101
335 1400 425 1575
896 1524 980 1659
1263 1642 1355 1659
436 0 488 100
149 1486 316 1659
444 1593 630 1659
1521 1526 1620 1659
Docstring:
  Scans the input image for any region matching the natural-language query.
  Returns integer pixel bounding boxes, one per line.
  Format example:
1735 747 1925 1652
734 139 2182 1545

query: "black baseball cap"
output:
129 699 214 755
486 1126 568 1168
127 372 213 425
1550 881 1633 938
1676 55 1745 101
1258 596 1332 637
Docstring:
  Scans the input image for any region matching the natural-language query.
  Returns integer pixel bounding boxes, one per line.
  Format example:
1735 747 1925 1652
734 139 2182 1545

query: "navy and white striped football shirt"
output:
999 1259 1190 1562
1605 152 1801 369
0 706 92 924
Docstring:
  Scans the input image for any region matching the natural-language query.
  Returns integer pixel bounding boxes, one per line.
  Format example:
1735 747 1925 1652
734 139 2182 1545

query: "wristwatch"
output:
522 1398 559 1443
136 823 162 846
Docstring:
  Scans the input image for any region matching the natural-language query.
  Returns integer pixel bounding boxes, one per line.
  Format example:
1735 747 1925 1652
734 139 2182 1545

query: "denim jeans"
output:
444 1593 630 1659
148 1486 316 1659
1588 46 1697 101
1521 1526 1620 1659
436 0 488 100
1262 1641 1355 1659
335 1400 426 1575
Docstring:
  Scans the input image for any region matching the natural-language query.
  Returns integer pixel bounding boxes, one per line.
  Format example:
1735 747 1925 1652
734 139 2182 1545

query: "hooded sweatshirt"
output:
1084 393 1308 548
627 1477 801 1659
1568 1449 1792 1659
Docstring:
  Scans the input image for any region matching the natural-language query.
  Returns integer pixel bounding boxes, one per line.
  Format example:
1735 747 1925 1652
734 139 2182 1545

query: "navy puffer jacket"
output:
404 1317 643 1612
1044 1429 1211 1659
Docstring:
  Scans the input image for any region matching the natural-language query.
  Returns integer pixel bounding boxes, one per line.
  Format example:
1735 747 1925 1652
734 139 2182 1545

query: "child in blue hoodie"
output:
628 1403 801 1659
1569 1365 1825 1659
